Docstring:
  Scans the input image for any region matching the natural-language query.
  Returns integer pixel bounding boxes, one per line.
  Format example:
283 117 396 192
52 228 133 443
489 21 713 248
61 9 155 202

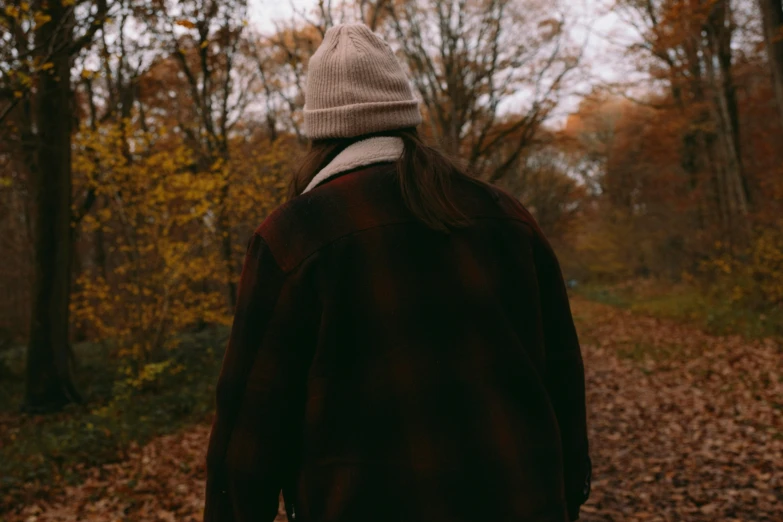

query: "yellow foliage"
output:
699 223 783 309
33 12 51 29
70 121 294 373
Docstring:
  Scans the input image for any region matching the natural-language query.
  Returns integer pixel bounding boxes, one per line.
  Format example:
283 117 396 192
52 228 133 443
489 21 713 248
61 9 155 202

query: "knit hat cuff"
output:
304 99 422 139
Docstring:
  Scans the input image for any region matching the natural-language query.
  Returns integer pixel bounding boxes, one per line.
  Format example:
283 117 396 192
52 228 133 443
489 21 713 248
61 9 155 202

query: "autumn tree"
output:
251 24 322 142
64 0 296 353
758 0 783 126
139 0 254 309
565 93 699 278
67 2 162 348
566 0 783 295
498 131 585 240
373 0 580 183
612 0 753 242
0 0 109 411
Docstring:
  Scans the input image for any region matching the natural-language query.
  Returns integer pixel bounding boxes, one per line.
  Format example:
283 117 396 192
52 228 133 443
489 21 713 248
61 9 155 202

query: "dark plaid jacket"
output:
204 163 591 522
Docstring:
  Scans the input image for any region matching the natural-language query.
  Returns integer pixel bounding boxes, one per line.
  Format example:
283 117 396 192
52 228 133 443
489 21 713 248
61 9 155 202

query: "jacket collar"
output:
302 136 404 194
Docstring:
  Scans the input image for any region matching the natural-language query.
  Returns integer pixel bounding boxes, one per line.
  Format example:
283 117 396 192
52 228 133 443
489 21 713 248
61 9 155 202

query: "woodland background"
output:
0 0 782 519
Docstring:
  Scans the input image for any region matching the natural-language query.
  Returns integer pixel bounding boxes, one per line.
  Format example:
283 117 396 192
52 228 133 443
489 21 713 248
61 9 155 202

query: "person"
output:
204 23 591 522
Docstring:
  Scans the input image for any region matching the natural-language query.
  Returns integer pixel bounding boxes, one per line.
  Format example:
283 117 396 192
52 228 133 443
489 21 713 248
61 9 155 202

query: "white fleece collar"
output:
301 136 403 194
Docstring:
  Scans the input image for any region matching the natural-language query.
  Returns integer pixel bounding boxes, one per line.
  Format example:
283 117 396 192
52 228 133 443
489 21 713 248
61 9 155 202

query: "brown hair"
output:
288 128 487 232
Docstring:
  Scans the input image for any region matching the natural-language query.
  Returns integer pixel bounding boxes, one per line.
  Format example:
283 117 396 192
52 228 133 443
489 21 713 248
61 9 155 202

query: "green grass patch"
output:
626 289 707 322
573 283 631 309
0 327 228 511
573 280 783 340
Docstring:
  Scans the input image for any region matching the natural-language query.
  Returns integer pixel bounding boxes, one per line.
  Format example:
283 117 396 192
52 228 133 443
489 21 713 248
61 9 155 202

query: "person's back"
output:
204 23 590 522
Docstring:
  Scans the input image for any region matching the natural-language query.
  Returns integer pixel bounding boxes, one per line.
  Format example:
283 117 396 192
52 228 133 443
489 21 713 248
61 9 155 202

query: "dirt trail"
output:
6 297 782 521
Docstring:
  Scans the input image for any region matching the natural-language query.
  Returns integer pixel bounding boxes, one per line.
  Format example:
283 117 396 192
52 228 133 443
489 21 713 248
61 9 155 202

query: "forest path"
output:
7 297 782 522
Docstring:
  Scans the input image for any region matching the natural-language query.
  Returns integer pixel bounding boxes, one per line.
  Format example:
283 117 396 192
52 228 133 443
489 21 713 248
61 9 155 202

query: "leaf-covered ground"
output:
4 297 781 521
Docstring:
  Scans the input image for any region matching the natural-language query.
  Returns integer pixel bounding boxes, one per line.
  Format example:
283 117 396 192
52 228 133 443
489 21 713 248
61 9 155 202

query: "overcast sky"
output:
249 0 314 33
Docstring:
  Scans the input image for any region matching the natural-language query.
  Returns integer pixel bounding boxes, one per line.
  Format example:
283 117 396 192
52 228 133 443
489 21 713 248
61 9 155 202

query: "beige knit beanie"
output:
304 23 422 140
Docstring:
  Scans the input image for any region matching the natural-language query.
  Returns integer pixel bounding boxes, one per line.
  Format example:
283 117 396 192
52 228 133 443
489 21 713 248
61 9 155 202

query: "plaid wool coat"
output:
204 163 591 522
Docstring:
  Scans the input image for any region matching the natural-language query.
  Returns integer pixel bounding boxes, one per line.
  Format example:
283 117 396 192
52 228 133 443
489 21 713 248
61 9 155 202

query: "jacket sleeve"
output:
204 233 311 522
533 230 591 521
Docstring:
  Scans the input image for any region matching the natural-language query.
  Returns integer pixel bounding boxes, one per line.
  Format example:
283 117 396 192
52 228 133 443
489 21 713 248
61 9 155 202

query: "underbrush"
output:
0 327 228 512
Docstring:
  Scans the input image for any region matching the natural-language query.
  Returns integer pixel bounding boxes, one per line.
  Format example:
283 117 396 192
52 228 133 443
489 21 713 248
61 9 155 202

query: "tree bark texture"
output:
758 0 783 128
25 0 81 412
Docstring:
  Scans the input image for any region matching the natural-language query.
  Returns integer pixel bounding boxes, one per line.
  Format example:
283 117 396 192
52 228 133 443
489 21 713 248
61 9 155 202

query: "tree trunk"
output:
759 0 783 128
704 0 750 238
95 216 108 281
222 223 237 309
712 0 751 211
682 29 716 240
24 0 81 412
219 182 238 309
72 235 88 344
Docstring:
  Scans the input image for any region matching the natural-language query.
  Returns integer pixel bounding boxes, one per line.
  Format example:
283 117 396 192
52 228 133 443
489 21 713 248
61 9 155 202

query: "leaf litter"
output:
3 297 780 521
